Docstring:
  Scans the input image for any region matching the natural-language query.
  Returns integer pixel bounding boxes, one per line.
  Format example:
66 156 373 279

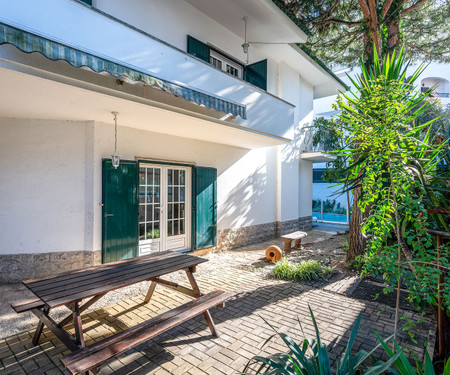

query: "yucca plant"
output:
374 331 449 375
242 306 402 375
333 45 450 334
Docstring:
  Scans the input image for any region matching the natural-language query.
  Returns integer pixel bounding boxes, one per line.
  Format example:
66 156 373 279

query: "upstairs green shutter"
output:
187 35 210 63
245 59 267 91
193 167 217 250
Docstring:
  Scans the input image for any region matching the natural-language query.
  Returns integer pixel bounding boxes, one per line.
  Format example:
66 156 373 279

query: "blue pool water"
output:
312 212 348 223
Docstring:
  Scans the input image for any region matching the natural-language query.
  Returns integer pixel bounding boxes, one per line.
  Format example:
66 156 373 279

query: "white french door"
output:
138 164 191 254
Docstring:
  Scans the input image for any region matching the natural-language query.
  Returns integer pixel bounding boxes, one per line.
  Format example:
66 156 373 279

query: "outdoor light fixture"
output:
111 111 120 169
242 17 249 61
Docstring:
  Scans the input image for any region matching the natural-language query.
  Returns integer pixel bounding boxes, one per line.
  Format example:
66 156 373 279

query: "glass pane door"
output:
166 168 189 251
138 164 191 254
138 166 162 254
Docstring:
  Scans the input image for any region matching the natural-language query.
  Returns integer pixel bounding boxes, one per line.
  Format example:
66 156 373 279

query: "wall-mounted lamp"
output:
111 111 120 169
242 17 249 62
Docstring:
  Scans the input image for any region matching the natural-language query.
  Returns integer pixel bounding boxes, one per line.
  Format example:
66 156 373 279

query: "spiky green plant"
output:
242 306 402 375
333 46 450 321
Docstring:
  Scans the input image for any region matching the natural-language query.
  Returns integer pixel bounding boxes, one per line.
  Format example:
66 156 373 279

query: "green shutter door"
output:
187 35 210 63
194 167 217 250
245 59 267 91
102 159 139 263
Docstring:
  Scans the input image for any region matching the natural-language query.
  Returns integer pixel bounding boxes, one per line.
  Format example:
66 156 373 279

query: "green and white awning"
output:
0 22 247 119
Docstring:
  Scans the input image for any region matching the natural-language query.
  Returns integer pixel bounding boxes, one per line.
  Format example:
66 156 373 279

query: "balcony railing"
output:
1 0 294 138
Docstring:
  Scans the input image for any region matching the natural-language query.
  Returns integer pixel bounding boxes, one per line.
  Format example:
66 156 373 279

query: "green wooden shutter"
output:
187 35 210 63
193 167 217 250
102 159 139 263
245 59 267 90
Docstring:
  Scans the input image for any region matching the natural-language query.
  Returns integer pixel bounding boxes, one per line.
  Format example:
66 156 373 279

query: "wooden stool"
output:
281 231 307 252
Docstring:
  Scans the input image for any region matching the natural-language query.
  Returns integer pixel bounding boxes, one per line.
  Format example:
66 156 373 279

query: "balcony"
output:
0 0 294 141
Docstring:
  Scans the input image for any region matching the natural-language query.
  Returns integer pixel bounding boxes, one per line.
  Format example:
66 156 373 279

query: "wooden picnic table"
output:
12 251 232 375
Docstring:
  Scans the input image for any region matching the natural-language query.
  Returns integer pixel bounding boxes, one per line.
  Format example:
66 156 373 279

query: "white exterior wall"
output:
0 118 279 254
93 122 278 241
0 118 91 254
0 0 293 137
0 0 325 262
277 63 315 221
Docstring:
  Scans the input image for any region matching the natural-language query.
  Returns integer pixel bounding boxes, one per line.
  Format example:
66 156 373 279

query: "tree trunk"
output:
347 185 367 260
385 12 401 56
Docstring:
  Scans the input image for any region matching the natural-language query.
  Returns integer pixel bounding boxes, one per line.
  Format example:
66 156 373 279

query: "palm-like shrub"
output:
242 306 401 375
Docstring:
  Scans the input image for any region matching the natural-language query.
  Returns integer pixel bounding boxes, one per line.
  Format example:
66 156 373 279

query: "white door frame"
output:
138 163 191 255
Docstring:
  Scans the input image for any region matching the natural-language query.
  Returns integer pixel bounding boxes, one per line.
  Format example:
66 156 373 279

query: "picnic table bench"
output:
12 251 232 375
281 231 307 252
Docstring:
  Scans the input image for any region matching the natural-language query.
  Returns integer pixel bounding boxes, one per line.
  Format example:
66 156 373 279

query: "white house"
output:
0 0 345 281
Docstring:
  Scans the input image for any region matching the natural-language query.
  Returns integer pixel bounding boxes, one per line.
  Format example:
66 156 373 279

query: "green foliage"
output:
373 331 437 374
349 254 369 271
341 239 349 252
242 306 402 375
272 259 332 281
311 116 349 184
146 229 160 239
278 0 450 66
334 46 450 309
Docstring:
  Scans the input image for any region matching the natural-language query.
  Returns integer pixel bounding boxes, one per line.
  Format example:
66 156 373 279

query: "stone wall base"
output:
217 216 312 251
0 250 101 283
0 216 313 282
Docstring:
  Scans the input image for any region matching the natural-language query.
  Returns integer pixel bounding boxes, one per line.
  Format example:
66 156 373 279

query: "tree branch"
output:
358 0 371 20
381 0 395 19
314 18 362 28
308 0 341 22
405 41 450 55
401 0 430 17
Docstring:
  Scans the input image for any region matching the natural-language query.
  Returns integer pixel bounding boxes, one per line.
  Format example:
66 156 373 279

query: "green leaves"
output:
334 45 449 311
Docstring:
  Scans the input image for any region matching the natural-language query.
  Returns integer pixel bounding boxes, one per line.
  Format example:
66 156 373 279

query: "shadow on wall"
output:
218 164 268 230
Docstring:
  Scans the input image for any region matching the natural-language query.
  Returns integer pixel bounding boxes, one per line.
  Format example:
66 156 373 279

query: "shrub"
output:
342 240 349 252
349 254 368 271
242 306 401 375
272 259 332 281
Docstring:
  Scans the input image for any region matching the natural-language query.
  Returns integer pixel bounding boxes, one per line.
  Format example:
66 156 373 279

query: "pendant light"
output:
111 111 120 169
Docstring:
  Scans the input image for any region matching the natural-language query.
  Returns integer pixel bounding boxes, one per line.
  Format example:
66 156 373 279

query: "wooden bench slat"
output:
43 257 204 308
34 255 199 300
29 253 205 295
24 251 177 286
61 290 232 375
11 298 45 314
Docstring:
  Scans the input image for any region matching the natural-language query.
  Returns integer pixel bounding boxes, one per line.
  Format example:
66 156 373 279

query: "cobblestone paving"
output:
1 267 435 375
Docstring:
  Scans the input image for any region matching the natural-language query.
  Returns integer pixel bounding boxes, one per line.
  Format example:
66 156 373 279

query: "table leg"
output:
32 305 50 345
294 238 302 248
73 302 85 348
31 308 79 351
185 268 219 337
144 281 157 303
59 293 107 327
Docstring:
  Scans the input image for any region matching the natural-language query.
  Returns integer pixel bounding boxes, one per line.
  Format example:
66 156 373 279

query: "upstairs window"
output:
187 35 267 91
209 50 243 79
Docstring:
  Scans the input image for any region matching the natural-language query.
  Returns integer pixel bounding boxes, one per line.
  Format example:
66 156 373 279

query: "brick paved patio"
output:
0 261 435 375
